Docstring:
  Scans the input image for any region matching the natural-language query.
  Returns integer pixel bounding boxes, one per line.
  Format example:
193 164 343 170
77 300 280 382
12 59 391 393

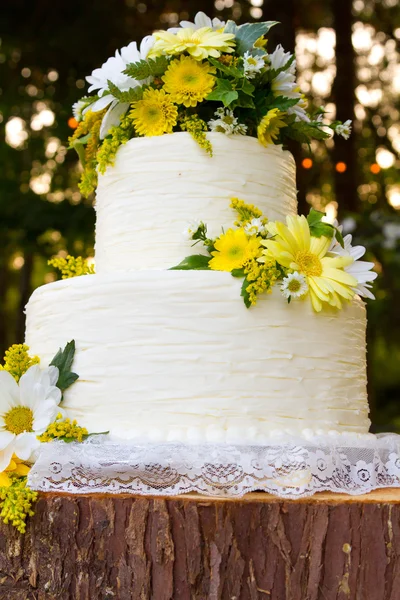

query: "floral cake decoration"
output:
173 200 377 312
70 11 352 196
0 342 105 532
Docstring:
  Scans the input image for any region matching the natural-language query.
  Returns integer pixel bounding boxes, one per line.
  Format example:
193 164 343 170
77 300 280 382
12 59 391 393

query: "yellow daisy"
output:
148 27 236 61
0 456 30 488
162 56 216 108
209 229 262 272
130 88 178 137
261 215 358 311
257 108 287 146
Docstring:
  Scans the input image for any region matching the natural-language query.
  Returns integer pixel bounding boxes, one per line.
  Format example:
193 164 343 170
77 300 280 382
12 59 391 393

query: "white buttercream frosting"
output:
94 132 297 272
25 271 369 444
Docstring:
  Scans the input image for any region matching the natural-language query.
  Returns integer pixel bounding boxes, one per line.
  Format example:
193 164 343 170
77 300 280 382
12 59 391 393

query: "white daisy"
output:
170 11 225 32
243 52 265 79
72 99 90 122
0 365 62 471
281 272 308 299
208 108 247 135
271 70 301 99
335 119 352 140
268 44 296 73
244 218 267 235
329 233 377 299
183 221 202 240
287 98 310 122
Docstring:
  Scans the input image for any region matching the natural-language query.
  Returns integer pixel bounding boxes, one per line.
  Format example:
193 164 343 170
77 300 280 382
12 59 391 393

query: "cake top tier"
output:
69 11 351 197
94 132 297 272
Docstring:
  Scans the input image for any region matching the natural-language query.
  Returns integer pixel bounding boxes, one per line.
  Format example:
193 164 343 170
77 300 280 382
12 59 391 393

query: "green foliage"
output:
284 121 331 143
50 341 79 394
307 208 336 239
207 79 239 106
170 255 211 270
69 133 91 167
123 56 170 79
241 277 252 308
224 20 279 55
107 82 143 103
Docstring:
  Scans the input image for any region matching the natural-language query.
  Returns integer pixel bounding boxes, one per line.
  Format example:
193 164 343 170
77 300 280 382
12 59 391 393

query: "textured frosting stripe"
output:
25 271 369 444
94 132 298 272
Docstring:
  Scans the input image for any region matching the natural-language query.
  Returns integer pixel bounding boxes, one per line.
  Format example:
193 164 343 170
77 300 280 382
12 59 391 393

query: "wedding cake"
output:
24 13 376 444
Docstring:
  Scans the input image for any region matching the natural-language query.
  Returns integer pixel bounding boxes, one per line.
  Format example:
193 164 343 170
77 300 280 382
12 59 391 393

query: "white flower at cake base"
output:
208 108 247 135
335 119 352 140
268 44 296 73
244 218 267 236
183 221 202 240
0 365 62 472
170 11 225 32
243 52 265 79
281 272 308 300
329 233 377 299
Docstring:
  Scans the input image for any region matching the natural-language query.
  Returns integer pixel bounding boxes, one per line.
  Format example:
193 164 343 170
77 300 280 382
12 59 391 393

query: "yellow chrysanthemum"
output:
162 56 216 108
209 229 262 272
130 88 178 137
261 215 358 312
0 456 30 488
149 27 236 61
257 108 287 146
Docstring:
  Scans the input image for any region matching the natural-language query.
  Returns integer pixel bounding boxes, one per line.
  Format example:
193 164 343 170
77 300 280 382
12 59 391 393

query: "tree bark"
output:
0 490 400 599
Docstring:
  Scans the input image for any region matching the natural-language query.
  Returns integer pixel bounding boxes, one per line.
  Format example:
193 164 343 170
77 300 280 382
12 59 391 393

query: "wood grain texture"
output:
1 491 400 599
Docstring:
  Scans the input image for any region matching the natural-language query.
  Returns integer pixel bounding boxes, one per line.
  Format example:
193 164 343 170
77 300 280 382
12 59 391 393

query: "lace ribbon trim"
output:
28 434 400 499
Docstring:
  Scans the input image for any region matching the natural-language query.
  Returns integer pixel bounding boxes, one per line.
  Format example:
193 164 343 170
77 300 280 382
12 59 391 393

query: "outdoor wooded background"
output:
0 0 399 431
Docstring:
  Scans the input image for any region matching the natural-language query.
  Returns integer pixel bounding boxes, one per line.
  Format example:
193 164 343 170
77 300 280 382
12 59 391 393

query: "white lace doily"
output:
27 433 400 498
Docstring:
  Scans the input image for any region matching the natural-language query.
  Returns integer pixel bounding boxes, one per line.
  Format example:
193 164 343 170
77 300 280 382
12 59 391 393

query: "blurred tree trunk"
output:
0 264 8 356
15 253 34 345
263 0 308 216
331 0 358 215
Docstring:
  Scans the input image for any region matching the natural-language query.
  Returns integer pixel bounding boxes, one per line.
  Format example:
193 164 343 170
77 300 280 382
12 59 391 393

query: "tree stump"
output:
0 489 400 599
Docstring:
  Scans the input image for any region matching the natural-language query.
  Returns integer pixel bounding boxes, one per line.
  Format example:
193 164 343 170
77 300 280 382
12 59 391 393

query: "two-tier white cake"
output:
25 132 370 443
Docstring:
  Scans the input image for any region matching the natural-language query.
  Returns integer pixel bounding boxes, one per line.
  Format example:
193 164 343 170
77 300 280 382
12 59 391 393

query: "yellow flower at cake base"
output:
162 56 216 108
148 27 236 61
261 215 358 312
130 89 178 137
209 229 261 272
0 456 30 488
257 109 287 146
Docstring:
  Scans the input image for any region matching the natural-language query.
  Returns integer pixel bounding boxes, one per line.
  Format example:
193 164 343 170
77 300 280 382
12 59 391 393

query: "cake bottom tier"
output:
25 271 370 443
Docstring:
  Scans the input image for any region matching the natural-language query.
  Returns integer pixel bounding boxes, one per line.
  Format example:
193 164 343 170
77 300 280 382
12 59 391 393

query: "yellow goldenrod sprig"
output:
0 477 38 534
69 109 106 197
180 114 213 156
0 344 40 383
244 258 281 306
97 113 135 175
37 413 89 443
48 255 95 279
230 198 267 226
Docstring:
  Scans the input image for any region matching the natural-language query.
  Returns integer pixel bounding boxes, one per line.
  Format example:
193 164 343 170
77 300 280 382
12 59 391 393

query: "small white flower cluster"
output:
329 232 377 299
244 218 268 236
72 99 90 123
183 221 202 241
335 119 352 140
243 52 265 79
208 108 248 136
170 11 225 32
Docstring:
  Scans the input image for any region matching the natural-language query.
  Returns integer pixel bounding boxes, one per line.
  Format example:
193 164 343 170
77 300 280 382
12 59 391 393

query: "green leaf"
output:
284 121 330 144
240 277 251 308
269 96 301 112
234 21 279 56
123 56 169 79
235 93 255 108
169 255 211 270
50 340 79 394
69 133 91 167
208 57 243 79
335 228 345 248
238 78 255 96
307 208 325 228
107 81 144 103
207 79 239 106
231 268 246 277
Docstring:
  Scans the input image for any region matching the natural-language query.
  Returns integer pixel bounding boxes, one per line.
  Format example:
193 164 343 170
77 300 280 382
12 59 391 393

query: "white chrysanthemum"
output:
287 98 310 122
72 99 89 122
271 70 301 99
244 218 267 235
243 52 265 79
0 365 62 471
281 272 308 299
170 11 225 32
329 233 377 299
268 44 296 73
208 108 247 135
335 119 352 140
183 221 202 240
85 36 155 138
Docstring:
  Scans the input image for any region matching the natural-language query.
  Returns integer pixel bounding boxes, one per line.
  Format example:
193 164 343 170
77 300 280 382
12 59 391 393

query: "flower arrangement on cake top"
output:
70 12 351 196
172 200 377 311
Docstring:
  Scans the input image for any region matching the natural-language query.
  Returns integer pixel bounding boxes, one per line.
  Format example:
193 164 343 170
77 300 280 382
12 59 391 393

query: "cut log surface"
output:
1 490 400 599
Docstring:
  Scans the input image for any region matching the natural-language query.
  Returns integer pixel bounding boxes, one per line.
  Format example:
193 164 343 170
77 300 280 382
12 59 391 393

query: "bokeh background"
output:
1 0 399 430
